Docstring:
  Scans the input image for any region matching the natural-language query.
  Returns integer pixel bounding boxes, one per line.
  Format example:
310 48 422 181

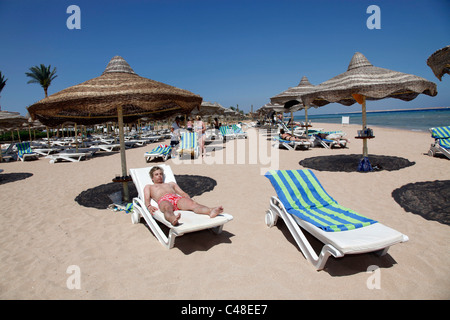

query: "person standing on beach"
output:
194 115 206 157
144 166 224 226
170 116 181 148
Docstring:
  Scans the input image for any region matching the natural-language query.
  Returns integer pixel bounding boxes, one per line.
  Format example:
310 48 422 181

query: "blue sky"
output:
0 0 449 116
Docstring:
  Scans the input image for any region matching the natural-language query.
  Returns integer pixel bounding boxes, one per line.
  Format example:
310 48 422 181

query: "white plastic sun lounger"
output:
272 136 311 150
46 152 88 163
144 144 172 162
129 164 233 249
265 169 408 270
96 144 121 152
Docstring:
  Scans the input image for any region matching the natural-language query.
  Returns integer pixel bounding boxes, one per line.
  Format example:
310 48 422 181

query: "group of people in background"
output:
171 115 217 157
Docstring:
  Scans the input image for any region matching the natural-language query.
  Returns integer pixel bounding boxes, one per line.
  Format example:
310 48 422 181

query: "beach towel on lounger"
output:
265 169 377 232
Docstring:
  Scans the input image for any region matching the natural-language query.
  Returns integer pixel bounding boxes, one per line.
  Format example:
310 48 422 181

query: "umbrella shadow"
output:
0 172 33 185
75 174 218 209
275 219 398 276
392 180 450 226
300 154 415 172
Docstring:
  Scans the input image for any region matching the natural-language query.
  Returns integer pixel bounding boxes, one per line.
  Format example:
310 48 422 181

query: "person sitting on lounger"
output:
144 166 224 226
317 132 350 143
279 129 308 142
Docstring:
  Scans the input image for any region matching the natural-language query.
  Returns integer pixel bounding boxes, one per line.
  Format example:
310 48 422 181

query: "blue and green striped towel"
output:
16 142 33 158
430 126 450 139
265 169 377 232
147 144 172 156
232 124 244 134
219 126 234 136
180 132 198 150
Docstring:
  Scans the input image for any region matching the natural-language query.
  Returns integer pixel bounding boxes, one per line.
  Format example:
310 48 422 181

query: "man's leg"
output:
177 198 223 218
159 201 181 226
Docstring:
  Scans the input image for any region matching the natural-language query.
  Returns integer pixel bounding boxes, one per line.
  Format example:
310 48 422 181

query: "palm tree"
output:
0 71 7 110
25 64 57 97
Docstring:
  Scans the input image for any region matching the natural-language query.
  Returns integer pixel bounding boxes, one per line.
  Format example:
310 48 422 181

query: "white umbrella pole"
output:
117 105 129 203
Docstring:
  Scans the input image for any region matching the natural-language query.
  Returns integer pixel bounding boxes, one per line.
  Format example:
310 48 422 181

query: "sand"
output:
0 122 449 300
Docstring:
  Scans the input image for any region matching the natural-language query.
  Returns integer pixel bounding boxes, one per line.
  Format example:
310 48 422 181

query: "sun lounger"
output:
16 142 39 161
96 144 121 152
144 144 172 162
1 143 16 162
231 124 247 139
428 126 450 159
46 150 89 163
310 131 347 149
272 136 311 150
177 132 199 159
129 165 233 249
264 169 408 270
219 126 236 141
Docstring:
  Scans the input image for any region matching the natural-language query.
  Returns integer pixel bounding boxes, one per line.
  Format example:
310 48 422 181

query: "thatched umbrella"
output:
270 76 318 134
0 110 28 128
0 110 28 161
301 52 437 171
427 45 450 81
28 56 202 200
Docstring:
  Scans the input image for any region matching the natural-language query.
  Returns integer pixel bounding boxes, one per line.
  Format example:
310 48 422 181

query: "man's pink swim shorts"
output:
158 194 183 211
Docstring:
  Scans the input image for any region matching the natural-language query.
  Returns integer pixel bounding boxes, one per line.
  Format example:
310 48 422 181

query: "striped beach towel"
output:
179 132 198 150
147 144 172 156
430 126 450 139
232 124 243 133
265 169 377 232
219 126 235 137
16 142 33 159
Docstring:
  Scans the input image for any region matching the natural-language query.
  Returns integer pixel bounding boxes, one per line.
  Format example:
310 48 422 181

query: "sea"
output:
292 107 450 132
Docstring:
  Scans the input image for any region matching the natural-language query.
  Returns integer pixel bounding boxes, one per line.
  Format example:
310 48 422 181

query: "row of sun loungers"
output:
1 131 167 163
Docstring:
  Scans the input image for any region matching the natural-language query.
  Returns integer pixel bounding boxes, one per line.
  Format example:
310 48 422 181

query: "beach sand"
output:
0 122 449 300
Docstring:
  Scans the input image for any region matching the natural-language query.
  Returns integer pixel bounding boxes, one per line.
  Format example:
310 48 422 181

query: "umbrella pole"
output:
46 126 50 148
304 105 309 135
117 105 129 203
361 96 368 158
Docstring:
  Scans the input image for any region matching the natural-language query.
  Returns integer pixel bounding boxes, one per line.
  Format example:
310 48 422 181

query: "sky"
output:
0 0 449 117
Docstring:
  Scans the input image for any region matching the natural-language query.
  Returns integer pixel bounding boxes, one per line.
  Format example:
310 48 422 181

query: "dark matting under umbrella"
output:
75 175 217 209
392 180 450 226
0 172 33 185
299 154 415 172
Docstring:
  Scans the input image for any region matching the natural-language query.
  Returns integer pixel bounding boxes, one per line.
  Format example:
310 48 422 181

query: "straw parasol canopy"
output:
270 76 319 133
27 56 203 126
271 76 315 108
301 52 437 171
427 45 450 81
28 56 203 202
0 110 28 129
190 101 226 116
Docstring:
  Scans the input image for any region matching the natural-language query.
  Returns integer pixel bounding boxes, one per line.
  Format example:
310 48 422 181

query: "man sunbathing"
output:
144 166 224 226
279 129 309 142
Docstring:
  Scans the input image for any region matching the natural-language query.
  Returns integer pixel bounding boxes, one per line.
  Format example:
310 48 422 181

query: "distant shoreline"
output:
317 106 450 116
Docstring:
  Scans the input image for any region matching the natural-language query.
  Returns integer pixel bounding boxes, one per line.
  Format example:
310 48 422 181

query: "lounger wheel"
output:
49 159 55 164
428 149 435 157
131 210 141 224
265 209 277 227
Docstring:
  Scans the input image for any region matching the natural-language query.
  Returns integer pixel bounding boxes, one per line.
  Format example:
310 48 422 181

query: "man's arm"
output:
143 185 157 213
